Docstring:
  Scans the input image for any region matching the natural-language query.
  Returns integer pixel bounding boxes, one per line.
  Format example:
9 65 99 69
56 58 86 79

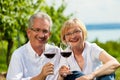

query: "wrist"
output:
57 74 64 80
38 73 46 80
91 72 96 79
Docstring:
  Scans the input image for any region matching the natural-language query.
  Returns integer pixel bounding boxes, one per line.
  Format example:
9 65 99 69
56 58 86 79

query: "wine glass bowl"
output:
60 51 72 58
44 52 56 59
44 44 57 60
44 42 56 59
60 43 72 58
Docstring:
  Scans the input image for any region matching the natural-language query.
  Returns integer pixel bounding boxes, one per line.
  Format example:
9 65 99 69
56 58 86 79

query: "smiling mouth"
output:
69 38 79 43
37 37 47 42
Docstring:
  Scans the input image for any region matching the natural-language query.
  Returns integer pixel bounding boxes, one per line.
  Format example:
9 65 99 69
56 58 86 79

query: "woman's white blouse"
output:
60 41 103 75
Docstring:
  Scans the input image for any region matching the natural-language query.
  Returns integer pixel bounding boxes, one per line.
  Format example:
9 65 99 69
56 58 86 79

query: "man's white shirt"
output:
6 41 61 80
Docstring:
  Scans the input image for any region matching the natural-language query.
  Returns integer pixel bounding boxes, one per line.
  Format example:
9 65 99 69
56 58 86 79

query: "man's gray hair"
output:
28 12 53 30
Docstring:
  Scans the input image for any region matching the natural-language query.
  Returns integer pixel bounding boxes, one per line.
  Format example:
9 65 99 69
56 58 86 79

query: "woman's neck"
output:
72 42 85 55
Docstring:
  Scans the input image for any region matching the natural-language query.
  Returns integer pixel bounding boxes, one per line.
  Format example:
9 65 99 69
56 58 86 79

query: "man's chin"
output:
38 42 46 45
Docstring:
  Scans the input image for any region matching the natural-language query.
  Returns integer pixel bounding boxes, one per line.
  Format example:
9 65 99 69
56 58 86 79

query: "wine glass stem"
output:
66 58 70 69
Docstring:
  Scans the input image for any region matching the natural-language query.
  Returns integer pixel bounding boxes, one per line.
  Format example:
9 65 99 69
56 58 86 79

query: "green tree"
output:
39 0 72 45
0 0 46 66
0 0 71 67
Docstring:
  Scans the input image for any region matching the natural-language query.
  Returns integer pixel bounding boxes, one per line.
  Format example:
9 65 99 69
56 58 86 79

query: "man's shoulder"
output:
12 43 27 56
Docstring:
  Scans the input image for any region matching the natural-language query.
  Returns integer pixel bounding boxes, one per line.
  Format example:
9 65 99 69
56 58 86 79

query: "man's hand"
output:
31 62 54 80
41 62 54 77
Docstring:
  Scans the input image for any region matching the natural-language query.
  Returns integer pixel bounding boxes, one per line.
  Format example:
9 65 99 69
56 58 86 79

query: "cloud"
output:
64 0 120 24
46 0 120 24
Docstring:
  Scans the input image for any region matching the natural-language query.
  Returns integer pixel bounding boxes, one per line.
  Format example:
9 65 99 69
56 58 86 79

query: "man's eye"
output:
36 29 40 32
43 30 49 33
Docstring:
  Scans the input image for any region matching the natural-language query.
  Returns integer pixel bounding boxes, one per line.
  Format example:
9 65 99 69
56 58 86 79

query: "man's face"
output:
27 18 51 47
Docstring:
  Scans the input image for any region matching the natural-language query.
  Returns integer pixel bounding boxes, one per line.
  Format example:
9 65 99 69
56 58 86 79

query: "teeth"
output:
70 38 79 42
37 37 43 41
38 38 42 41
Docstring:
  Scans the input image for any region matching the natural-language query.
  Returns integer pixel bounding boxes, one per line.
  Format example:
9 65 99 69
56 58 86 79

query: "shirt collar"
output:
26 41 39 58
26 41 49 58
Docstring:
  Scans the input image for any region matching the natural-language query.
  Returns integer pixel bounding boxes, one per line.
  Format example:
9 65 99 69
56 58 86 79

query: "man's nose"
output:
38 31 45 37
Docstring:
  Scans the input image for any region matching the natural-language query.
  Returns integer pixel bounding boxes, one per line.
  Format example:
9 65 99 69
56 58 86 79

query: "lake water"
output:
87 29 120 42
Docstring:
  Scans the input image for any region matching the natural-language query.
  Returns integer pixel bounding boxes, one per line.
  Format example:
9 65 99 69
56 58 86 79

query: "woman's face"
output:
64 25 84 47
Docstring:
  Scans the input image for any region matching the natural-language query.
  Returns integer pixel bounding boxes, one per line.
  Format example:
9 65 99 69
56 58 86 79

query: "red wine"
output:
61 52 72 58
44 53 55 59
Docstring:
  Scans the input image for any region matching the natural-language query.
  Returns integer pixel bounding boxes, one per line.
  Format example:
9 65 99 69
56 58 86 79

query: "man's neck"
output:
33 45 45 56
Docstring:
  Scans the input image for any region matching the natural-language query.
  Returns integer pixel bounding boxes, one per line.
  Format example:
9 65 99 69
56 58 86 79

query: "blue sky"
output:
46 0 120 24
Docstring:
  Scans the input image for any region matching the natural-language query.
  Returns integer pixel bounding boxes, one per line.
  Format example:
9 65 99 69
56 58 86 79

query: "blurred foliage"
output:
92 39 120 58
39 1 72 45
0 0 72 66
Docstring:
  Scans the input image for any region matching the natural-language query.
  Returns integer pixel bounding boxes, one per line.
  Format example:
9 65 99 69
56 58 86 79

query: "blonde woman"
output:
58 18 120 80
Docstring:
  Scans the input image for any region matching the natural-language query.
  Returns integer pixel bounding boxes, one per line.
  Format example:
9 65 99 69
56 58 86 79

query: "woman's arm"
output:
91 51 120 78
76 51 120 80
57 75 64 80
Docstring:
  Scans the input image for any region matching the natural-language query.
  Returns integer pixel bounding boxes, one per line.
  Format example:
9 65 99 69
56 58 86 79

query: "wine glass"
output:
60 43 72 68
44 43 56 61
44 43 56 75
60 43 72 76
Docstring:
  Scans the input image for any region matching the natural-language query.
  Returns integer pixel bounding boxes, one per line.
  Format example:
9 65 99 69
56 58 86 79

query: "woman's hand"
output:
59 65 71 77
57 65 71 80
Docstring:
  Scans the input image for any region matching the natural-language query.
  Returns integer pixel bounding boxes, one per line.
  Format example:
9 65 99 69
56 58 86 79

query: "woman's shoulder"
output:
85 41 100 48
85 41 103 54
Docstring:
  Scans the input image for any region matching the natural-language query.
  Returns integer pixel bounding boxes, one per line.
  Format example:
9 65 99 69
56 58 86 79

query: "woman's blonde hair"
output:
61 18 87 44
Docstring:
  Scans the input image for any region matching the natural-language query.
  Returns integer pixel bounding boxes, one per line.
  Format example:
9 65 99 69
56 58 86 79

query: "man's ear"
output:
49 32 51 36
26 28 31 39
